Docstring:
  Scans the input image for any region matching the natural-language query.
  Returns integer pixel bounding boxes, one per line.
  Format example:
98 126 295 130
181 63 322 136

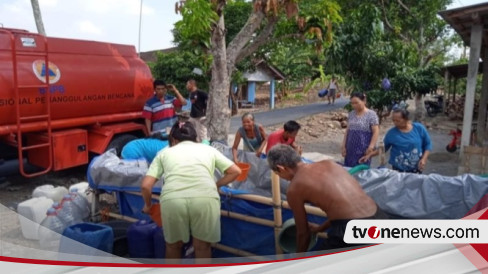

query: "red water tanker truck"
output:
0 28 154 177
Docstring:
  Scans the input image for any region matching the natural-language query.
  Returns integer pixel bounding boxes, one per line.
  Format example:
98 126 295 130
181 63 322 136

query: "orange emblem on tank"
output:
32 60 61 84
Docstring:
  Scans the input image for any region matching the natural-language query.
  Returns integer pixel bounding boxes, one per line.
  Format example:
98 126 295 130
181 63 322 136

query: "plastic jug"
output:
32 184 68 202
69 182 93 206
17 196 53 240
127 220 160 258
69 189 90 220
38 208 67 250
153 228 166 258
58 194 82 226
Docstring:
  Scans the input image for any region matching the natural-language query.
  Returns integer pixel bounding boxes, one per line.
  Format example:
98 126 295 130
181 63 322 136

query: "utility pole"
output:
138 0 143 56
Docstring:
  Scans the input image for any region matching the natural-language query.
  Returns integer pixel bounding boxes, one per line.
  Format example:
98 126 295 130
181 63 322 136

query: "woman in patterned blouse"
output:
341 92 379 167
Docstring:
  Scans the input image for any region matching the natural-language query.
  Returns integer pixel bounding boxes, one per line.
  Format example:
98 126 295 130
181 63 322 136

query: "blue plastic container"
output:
59 222 113 255
153 228 166 258
318 89 328 97
128 220 160 258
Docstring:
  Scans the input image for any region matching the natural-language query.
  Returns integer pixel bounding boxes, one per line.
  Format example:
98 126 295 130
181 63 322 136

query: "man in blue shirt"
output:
121 133 169 163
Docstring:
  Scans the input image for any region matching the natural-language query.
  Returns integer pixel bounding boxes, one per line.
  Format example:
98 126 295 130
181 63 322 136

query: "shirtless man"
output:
267 144 387 252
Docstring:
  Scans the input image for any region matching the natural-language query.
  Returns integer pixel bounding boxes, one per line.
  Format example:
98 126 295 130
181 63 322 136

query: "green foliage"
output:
173 0 219 49
303 65 328 93
224 0 252 43
150 50 211 96
268 41 318 94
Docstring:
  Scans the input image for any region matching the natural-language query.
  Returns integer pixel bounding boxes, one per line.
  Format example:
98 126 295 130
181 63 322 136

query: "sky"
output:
0 0 486 53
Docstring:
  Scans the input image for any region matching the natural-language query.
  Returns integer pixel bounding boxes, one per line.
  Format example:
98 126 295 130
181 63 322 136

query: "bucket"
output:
148 203 162 227
17 196 54 240
236 162 251 181
59 222 114 255
278 218 318 253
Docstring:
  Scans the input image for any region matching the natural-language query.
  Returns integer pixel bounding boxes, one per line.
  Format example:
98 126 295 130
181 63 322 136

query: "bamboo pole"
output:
221 210 275 227
271 171 283 255
103 211 139 223
218 191 327 217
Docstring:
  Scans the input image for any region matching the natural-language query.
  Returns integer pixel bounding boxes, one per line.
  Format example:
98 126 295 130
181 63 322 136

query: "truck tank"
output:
0 28 154 134
0 28 154 177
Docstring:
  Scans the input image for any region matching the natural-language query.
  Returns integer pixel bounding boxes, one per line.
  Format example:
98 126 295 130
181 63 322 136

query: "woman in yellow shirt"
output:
141 122 240 261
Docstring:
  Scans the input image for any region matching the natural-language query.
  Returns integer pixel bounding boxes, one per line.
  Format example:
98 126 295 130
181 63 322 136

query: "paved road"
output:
229 98 348 132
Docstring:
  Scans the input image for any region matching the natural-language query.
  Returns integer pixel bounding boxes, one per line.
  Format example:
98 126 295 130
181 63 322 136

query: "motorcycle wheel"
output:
427 106 436 117
446 144 457 153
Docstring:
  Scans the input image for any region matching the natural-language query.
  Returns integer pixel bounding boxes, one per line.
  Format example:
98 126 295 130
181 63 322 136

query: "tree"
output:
150 50 211 97
174 0 341 142
325 0 453 121
30 0 46 35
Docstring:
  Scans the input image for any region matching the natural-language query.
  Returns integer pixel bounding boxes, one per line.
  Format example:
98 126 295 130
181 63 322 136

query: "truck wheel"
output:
107 134 138 156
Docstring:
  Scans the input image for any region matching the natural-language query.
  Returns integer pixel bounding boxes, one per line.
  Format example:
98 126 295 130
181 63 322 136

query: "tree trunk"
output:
414 93 425 121
30 0 46 35
207 15 231 143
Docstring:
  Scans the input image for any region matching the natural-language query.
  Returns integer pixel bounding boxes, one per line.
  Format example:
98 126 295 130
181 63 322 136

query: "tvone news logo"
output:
344 220 488 244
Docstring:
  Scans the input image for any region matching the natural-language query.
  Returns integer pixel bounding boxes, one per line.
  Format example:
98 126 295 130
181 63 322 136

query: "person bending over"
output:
141 122 241 261
266 120 302 155
232 112 267 163
267 144 387 252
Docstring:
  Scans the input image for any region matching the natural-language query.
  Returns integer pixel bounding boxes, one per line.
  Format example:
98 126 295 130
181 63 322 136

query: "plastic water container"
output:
17 196 54 240
69 182 93 206
38 208 67 250
32 184 68 202
127 220 160 258
58 195 82 226
59 223 113 255
153 228 166 258
69 189 90 220
52 202 62 211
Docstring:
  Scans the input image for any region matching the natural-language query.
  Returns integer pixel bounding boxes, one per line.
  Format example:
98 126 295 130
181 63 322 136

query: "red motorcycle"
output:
446 127 477 153
446 129 462 153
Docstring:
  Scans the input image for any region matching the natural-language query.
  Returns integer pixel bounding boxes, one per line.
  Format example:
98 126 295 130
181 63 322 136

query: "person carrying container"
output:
141 121 241 261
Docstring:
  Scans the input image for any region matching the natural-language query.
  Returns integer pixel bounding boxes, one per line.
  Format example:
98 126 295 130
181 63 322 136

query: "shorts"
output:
160 197 220 244
321 206 389 250
328 89 336 98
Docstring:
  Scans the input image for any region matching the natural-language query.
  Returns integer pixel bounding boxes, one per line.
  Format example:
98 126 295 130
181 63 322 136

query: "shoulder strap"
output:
254 124 262 144
239 127 256 152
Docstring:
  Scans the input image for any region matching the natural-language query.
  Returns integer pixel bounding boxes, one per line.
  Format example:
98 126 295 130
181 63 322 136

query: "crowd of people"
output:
132 79 433 259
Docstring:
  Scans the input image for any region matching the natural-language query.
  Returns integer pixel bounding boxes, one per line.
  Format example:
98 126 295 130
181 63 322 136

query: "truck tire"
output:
107 134 138 156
